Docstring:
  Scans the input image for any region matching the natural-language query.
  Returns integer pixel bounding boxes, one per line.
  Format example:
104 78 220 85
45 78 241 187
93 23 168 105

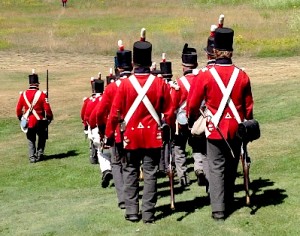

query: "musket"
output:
241 142 251 205
45 69 49 139
163 124 175 210
168 140 175 210
203 111 235 158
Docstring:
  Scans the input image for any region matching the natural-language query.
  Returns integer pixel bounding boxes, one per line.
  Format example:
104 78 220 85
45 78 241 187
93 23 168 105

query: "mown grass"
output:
0 0 300 57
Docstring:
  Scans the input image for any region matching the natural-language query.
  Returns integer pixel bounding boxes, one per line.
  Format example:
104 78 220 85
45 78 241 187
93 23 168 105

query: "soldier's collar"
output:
183 69 193 76
215 58 232 65
134 67 150 74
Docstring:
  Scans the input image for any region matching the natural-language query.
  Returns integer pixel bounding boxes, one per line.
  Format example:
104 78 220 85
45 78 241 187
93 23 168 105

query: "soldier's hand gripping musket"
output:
237 119 261 206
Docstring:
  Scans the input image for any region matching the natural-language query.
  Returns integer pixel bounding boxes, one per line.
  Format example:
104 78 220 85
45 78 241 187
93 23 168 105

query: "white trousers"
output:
91 127 112 173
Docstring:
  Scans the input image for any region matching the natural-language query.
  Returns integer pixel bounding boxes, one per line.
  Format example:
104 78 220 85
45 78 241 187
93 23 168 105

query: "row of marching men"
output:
80 13 257 223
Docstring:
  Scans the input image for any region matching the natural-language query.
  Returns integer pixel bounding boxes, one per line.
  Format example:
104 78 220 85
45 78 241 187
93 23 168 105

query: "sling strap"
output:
124 74 161 127
115 79 121 87
209 67 241 128
23 90 42 120
178 75 191 111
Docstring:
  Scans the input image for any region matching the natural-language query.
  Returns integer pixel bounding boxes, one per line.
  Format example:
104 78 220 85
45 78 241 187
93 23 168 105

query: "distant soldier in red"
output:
170 43 199 188
105 28 175 223
188 27 254 221
81 78 104 164
96 40 132 208
62 0 67 7
158 53 173 175
16 69 53 163
187 15 225 192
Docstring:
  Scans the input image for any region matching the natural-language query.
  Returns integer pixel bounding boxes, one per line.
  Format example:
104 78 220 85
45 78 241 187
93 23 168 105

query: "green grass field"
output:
1 1 300 235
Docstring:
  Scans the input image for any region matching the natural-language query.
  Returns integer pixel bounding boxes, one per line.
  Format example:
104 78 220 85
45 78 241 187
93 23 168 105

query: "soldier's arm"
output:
243 72 254 120
188 73 205 121
16 92 24 120
42 93 53 120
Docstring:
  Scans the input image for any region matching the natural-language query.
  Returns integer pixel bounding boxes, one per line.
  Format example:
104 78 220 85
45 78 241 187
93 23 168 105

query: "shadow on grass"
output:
227 177 288 217
155 196 210 222
42 150 79 161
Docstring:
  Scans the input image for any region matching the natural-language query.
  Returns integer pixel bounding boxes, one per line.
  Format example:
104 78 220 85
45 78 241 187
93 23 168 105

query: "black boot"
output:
101 170 113 188
29 155 37 163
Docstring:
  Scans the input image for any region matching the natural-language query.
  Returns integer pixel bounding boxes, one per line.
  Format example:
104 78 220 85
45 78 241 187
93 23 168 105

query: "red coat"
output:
80 97 90 127
89 100 101 129
96 80 123 142
105 73 175 150
84 94 102 127
171 71 195 113
186 64 215 116
188 63 253 140
16 88 53 128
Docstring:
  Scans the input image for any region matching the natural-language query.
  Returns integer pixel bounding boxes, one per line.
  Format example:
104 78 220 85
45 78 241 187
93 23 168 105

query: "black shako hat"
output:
106 68 116 85
214 27 234 51
116 40 133 71
204 25 217 56
133 28 152 67
160 53 172 78
29 69 39 84
93 79 104 93
182 43 197 67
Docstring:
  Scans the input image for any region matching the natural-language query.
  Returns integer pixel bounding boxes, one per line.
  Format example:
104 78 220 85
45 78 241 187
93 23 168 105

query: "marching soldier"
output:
170 43 199 188
158 53 173 176
83 78 104 165
96 40 133 207
87 77 114 188
62 0 67 7
81 77 98 164
16 69 53 163
188 27 254 221
187 15 225 191
105 28 175 223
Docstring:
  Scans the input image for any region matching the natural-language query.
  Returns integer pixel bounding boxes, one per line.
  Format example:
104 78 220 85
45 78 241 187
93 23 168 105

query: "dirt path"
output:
1 51 299 118
1 52 299 81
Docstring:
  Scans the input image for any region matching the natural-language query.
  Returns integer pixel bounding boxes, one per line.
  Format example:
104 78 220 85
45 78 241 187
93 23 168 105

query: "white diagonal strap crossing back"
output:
23 90 42 120
124 74 161 127
178 75 191 111
209 67 241 127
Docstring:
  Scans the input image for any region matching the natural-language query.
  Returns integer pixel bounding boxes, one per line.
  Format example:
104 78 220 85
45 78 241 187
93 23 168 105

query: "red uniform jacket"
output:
84 94 102 127
171 70 195 113
80 97 90 127
96 79 123 142
188 61 253 140
16 88 53 128
186 63 215 116
89 100 101 130
105 72 175 150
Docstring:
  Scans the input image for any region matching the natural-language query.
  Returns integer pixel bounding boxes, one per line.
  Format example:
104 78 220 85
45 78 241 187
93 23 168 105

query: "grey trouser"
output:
207 138 241 213
174 130 189 179
89 140 98 159
26 122 47 158
111 142 125 205
123 148 160 221
189 135 209 182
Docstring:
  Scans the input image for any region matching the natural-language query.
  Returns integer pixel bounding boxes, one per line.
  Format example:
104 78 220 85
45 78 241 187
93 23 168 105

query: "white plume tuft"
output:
219 14 225 24
211 24 217 32
140 28 146 40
